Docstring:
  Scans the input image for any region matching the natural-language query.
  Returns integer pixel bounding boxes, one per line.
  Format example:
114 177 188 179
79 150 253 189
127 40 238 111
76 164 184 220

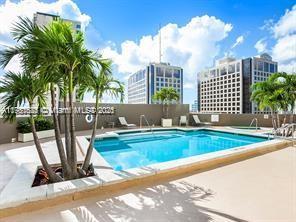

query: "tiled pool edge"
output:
0 130 291 218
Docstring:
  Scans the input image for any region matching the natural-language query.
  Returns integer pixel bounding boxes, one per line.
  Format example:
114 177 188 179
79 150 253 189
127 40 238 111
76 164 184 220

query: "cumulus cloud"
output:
273 5 296 38
0 0 91 73
231 35 244 49
101 15 232 84
271 4 296 73
254 38 267 53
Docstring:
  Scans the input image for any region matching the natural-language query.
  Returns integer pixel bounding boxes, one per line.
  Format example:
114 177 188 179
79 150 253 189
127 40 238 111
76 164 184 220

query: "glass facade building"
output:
128 63 183 104
197 53 277 114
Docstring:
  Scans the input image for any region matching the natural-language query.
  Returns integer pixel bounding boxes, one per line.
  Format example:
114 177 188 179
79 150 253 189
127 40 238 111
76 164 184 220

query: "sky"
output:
0 0 295 105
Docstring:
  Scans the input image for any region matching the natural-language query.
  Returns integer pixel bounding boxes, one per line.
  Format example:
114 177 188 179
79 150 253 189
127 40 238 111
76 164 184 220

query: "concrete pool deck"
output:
1 146 295 222
0 126 294 221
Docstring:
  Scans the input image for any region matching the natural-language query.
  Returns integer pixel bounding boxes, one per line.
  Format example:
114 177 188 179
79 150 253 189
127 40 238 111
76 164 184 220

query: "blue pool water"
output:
94 130 268 171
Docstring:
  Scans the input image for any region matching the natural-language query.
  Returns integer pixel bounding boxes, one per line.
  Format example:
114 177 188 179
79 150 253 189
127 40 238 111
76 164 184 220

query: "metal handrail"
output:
140 115 154 135
249 118 258 131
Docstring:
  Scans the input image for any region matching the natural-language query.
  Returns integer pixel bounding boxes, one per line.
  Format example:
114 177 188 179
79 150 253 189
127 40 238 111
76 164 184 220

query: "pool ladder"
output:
249 118 258 131
140 115 154 135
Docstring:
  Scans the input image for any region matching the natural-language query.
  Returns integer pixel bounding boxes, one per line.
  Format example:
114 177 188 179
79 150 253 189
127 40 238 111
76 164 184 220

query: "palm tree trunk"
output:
50 85 71 179
82 93 99 171
277 113 281 128
69 71 78 178
290 104 295 124
64 93 71 163
29 102 62 183
166 103 169 119
271 110 276 130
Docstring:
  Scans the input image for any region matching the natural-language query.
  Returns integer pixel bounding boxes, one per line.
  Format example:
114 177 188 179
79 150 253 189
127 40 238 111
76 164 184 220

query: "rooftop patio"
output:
1 143 295 222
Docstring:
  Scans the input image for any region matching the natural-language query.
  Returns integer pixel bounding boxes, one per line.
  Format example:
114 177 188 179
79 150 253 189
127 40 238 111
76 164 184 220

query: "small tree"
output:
153 87 179 119
78 59 124 172
251 72 296 130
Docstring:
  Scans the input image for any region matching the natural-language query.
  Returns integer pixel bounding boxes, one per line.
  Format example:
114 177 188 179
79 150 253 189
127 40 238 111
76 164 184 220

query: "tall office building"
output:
197 53 277 114
128 62 183 104
33 12 81 106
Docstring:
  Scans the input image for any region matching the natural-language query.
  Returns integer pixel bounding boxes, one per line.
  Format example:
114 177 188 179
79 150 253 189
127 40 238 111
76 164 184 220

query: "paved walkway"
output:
1 146 295 222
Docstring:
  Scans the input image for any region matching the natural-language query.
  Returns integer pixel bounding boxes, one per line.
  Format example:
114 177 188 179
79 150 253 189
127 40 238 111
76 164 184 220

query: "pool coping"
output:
0 127 291 218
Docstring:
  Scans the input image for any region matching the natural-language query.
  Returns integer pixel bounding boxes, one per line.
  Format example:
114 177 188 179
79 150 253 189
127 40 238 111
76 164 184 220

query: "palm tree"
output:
251 72 295 130
0 71 62 182
0 17 107 181
153 87 179 119
78 59 124 172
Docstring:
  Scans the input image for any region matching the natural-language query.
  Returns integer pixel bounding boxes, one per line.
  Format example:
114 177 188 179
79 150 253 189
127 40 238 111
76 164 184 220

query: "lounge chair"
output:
118 117 136 128
179 116 187 126
192 115 212 127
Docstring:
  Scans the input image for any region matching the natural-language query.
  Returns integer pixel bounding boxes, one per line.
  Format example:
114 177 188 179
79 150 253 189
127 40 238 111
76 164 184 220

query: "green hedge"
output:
17 117 54 133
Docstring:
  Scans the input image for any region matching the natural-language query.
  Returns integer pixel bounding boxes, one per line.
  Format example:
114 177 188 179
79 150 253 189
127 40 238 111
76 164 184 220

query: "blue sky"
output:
0 0 295 105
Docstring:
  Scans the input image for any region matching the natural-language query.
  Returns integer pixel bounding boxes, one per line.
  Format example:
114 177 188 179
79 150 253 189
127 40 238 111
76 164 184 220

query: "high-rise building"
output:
33 12 81 107
128 62 183 104
197 53 277 114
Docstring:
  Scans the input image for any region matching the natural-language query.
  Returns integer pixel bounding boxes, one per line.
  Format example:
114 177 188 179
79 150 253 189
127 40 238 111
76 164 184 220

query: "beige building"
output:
198 54 278 114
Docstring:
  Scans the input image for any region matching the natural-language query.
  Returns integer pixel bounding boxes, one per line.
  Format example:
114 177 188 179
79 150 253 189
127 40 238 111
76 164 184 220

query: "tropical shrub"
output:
153 87 180 118
17 117 54 133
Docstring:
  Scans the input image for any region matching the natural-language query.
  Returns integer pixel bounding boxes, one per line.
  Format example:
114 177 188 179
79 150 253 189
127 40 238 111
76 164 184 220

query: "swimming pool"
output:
94 129 268 171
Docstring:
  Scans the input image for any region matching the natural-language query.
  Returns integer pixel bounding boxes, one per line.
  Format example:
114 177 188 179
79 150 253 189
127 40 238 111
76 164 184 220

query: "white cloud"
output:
101 15 232 85
0 0 91 73
231 35 244 49
271 4 296 73
254 38 267 53
273 5 296 38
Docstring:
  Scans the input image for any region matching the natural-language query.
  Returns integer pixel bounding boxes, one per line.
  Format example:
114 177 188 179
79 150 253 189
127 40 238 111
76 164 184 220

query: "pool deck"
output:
0 126 295 221
1 145 295 221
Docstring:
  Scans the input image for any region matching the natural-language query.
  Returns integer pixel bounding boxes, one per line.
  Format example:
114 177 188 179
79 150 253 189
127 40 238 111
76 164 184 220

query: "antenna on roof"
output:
159 24 162 63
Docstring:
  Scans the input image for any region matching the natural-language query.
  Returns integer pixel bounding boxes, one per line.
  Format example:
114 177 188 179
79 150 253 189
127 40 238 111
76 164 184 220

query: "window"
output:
228 64 235 74
236 63 240 72
220 66 227 75
257 61 263 71
165 69 172 78
156 67 164 77
174 70 180 78
264 62 269 72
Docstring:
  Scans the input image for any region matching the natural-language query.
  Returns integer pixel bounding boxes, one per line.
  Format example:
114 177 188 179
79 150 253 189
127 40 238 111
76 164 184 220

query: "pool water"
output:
94 130 268 171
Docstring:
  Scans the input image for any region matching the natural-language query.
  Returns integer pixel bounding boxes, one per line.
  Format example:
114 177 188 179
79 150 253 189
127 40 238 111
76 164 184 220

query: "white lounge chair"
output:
192 115 212 127
118 117 136 128
179 116 187 126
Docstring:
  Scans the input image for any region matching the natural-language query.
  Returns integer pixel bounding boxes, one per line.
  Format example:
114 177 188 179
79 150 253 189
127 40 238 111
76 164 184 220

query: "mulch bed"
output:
32 164 95 187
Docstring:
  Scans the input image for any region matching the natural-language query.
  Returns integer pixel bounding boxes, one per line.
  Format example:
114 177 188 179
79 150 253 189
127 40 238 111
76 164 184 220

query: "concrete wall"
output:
189 113 295 127
0 103 189 144
58 103 190 132
0 119 18 144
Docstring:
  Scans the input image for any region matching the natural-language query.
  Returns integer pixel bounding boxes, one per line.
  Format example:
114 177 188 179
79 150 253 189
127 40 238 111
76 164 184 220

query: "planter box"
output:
161 118 172 127
18 129 55 142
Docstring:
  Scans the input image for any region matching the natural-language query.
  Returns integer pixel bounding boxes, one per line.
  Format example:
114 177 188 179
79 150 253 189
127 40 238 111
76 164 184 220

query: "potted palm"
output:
153 87 179 127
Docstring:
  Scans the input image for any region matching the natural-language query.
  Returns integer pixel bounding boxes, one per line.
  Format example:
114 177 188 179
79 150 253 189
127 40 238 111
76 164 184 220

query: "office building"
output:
128 62 183 104
198 53 277 114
